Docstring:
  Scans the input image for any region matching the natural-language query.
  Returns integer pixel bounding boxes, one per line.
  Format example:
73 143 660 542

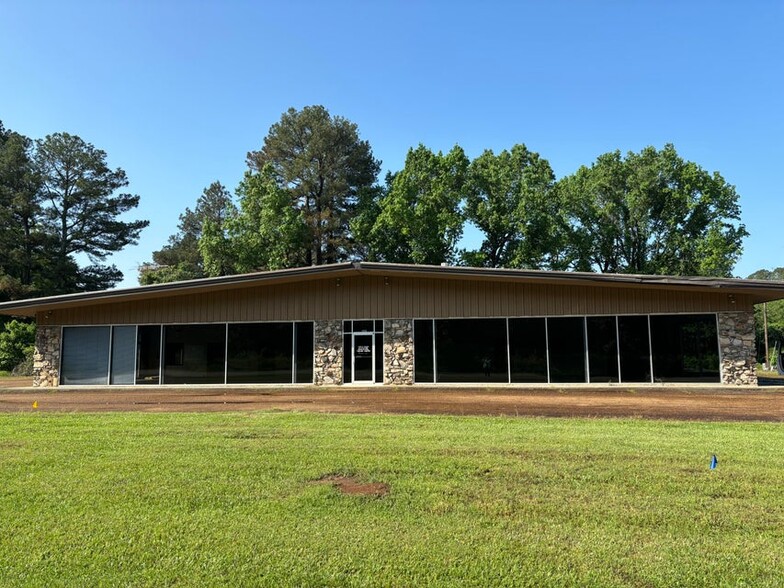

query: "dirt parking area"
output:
1 381 783 421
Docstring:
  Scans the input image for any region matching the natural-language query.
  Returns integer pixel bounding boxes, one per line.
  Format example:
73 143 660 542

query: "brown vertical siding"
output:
38 275 752 326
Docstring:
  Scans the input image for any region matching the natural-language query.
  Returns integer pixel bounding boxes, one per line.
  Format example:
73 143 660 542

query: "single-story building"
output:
1 262 782 388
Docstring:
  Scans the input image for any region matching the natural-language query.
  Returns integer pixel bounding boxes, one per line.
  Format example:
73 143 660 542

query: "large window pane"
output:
227 323 292 384
650 314 720 383
547 317 586 383
294 322 314 384
61 326 110 385
414 320 434 383
435 319 508 383
375 332 383 384
587 317 619 383
110 326 136 385
163 324 226 385
343 333 352 384
509 318 547 383
618 316 651 383
136 325 161 384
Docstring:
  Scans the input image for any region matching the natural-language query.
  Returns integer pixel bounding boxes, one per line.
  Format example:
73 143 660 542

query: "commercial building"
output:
1 262 781 388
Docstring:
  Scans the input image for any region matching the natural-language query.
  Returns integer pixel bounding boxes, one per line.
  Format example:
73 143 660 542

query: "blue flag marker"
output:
710 454 718 470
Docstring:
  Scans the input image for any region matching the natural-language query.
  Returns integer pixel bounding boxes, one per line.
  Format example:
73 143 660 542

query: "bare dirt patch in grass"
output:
313 474 389 497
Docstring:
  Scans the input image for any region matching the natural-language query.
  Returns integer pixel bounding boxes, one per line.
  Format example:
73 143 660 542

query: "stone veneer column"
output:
384 319 414 385
33 325 61 387
313 320 343 385
717 311 758 386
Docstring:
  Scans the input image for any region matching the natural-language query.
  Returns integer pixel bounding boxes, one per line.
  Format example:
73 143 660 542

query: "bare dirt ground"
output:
1 380 783 421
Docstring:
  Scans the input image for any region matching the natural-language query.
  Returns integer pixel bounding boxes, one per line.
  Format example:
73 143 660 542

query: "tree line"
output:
140 105 748 285
0 121 147 300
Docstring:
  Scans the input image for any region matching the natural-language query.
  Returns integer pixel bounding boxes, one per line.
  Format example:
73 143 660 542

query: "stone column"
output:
384 319 414 385
313 320 343 385
717 311 758 385
33 325 61 388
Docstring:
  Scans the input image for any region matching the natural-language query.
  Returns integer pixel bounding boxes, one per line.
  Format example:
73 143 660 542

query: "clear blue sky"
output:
2 1 782 287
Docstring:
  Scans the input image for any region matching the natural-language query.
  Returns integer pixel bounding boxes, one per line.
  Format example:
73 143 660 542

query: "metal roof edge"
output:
0 262 357 313
2 261 784 315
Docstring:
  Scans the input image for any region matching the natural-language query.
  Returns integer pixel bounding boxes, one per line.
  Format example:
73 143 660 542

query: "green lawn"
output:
1 412 782 587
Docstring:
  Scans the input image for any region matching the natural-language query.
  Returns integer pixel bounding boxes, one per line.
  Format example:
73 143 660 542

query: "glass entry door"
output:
352 333 374 383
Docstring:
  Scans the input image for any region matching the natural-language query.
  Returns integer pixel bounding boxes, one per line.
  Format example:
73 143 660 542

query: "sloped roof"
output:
2 261 784 317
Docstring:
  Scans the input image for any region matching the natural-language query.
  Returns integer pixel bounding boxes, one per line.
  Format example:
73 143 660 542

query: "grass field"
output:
1 412 783 587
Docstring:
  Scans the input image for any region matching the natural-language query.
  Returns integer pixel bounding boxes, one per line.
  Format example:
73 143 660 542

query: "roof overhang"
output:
2 261 784 317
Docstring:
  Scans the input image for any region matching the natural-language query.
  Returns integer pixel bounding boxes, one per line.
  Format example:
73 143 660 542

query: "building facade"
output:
2 262 780 388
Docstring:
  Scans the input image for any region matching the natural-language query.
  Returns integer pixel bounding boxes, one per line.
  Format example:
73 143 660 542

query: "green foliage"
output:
0 129 43 298
463 144 566 269
0 412 782 586
247 105 380 265
558 144 747 276
139 181 234 283
0 319 34 372
365 145 469 264
131 105 749 281
227 166 308 272
749 267 784 363
138 262 203 285
198 218 236 278
1 122 148 298
35 132 149 292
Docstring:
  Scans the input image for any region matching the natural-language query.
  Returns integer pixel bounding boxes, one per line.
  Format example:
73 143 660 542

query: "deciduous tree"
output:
225 165 308 273
365 145 468 265
558 144 747 276
748 268 784 364
463 144 566 269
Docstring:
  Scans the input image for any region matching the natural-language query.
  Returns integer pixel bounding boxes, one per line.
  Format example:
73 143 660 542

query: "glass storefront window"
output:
61 326 110 385
294 322 314 384
136 325 161 385
435 319 508 383
508 318 547 383
547 317 586 383
587 317 619 383
163 324 226 385
618 316 651 383
414 319 434 383
110 326 136 385
227 323 293 384
650 314 719 382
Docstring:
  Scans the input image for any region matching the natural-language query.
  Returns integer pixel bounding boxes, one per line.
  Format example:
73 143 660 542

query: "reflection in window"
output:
61 326 110 385
164 324 226 384
508 318 547 383
618 316 651 383
136 325 161 385
650 314 719 382
227 323 292 384
435 319 508 383
547 317 586 383
414 320 434 383
587 317 618 383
